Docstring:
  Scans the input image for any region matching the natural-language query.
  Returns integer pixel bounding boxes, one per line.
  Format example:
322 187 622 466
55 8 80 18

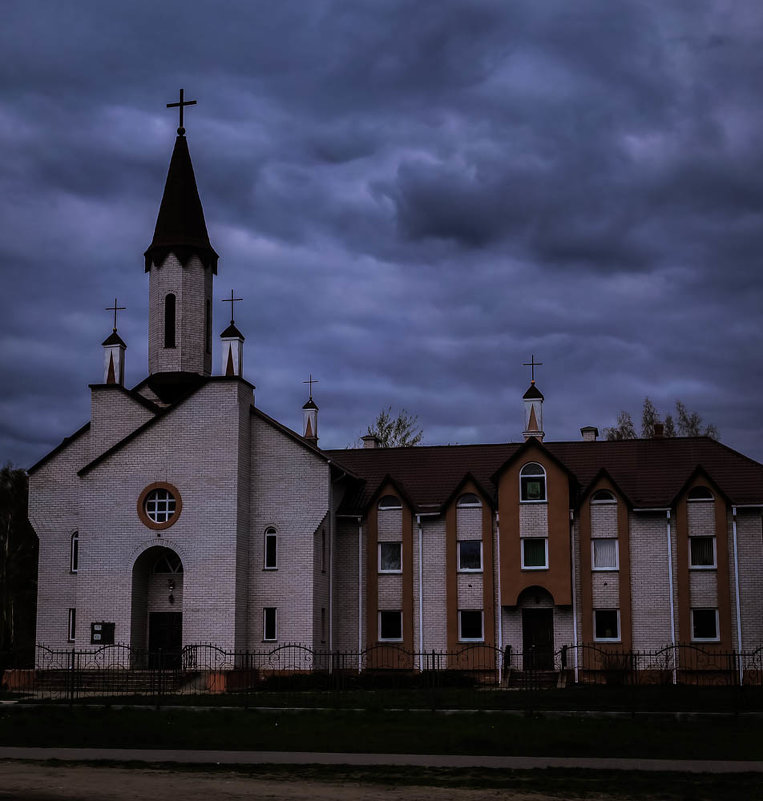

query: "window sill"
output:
459 638 485 643
263 567 278 571
593 638 621 643
519 500 548 505
689 565 717 571
457 568 483 574
378 570 403 575
521 566 548 571
592 567 619 572
691 638 720 643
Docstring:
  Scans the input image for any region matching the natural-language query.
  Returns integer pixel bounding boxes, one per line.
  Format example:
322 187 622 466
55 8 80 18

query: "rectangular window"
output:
457 541 482 571
594 609 620 641
520 476 546 502
692 608 719 641
321 529 326 573
264 530 277 570
592 538 618 570
521 538 548 569
378 542 402 573
67 608 76 642
263 607 277 641
458 610 484 641
690 536 716 568
321 607 326 643
70 532 79 573
378 610 403 641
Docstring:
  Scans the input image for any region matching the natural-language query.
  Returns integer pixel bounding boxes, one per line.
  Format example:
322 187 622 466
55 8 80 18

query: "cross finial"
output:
222 290 243 324
167 88 197 135
303 373 319 399
523 354 543 384
105 298 126 332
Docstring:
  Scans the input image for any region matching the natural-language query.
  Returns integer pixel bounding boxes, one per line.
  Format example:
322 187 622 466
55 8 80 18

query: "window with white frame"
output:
457 493 482 508
521 537 548 569
264 527 277 569
70 531 79 573
378 610 403 641
688 486 714 501
691 608 719 641
458 610 484 641
520 463 546 502
378 542 402 573
592 538 618 570
378 495 402 510
144 488 177 524
67 608 76 642
689 536 716 568
594 609 620 641
263 607 277 641
457 540 482 571
591 489 616 504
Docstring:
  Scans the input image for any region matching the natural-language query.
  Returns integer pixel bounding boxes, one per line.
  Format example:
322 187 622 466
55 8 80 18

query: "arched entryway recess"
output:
517 586 555 670
131 546 184 667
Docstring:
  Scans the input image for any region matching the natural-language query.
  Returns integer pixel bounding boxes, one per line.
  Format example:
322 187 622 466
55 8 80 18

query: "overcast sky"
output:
2 1 763 469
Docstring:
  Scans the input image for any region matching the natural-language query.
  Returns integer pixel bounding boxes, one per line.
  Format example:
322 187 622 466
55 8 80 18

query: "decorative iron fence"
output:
1 642 760 701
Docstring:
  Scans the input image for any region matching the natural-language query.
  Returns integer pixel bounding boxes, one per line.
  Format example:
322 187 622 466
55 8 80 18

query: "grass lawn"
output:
1 705 761 761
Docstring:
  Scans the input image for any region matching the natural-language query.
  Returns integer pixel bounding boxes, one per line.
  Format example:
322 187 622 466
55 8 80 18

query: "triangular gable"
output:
578 467 633 509
364 473 416 515
490 436 575 485
670 463 729 507
441 471 495 512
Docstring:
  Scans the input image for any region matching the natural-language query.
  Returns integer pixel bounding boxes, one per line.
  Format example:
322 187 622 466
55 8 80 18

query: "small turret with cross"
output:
101 298 127 385
220 290 245 378
522 354 545 442
302 374 319 445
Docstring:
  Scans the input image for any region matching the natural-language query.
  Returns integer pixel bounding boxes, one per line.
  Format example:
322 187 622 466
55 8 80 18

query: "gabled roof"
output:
326 437 763 514
144 133 218 273
27 422 91 475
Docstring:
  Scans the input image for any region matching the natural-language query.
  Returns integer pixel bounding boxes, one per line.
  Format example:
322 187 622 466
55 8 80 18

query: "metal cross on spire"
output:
303 373 319 399
105 298 126 332
222 290 243 324
167 88 197 135
523 354 543 384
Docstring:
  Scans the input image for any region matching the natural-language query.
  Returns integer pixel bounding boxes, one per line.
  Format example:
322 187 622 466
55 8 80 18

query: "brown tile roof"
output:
325 437 763 513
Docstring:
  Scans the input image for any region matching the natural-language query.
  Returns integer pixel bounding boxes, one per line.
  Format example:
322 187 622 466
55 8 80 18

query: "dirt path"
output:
0 763 580 801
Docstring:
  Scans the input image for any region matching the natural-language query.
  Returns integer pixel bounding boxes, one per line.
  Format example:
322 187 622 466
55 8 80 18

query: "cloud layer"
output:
2 1 763 467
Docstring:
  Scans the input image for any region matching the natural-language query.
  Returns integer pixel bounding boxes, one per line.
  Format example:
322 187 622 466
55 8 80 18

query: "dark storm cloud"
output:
2 0 763 467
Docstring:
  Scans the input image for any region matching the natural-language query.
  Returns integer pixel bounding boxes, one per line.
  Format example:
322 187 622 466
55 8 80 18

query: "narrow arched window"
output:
264 527 277 569
457 493 482 508
591 490 616 504
688 486 714 501
70 531 79 573
164 293 176 348
520 462 546 502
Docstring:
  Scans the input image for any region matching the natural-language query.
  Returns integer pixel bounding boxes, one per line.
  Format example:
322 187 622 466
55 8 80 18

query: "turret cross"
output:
167 88 197 134
523 354 543 384
222 290 243 324
106 298 126 332
303 374 319 399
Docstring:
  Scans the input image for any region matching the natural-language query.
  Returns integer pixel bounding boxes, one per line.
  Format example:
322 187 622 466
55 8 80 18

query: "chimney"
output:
580 426 599 442
653 422 664 439
362 434 381 449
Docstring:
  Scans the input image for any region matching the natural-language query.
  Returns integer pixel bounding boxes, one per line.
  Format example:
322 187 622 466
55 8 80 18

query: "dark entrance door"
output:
148 612 182 668
522 608 554 670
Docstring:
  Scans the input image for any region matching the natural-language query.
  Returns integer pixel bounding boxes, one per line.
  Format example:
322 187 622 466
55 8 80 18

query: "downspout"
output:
570 509 579 684
666 510 677 685
731 506 743 685
357 515 363 673
495 511 503 684
417 514 423 670
328 483 334 655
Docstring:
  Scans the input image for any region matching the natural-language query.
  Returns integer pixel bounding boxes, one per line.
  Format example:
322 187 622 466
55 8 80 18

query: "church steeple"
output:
522 355 545 442
145 91 217 377
302 374 319 445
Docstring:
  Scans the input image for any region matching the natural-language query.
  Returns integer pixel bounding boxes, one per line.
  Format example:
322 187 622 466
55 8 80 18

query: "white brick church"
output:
28 114 763 674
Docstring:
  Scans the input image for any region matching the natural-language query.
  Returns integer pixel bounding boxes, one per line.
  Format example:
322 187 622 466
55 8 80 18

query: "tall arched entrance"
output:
518 586 555 670
131 546 183 667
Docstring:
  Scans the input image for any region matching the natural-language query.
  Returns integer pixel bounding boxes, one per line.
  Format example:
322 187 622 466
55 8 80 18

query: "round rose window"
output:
138 482 182 531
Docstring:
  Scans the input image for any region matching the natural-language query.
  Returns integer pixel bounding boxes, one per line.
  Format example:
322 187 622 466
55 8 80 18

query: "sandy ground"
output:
0 763 575 801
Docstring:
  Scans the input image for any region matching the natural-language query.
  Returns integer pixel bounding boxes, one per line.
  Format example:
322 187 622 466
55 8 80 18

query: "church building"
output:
27 107 763 676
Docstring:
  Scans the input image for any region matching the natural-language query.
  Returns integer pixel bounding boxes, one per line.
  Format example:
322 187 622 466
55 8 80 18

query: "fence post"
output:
68 648 76 706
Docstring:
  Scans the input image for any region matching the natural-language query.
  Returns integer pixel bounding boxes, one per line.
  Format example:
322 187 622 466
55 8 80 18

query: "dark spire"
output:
144 133 218 273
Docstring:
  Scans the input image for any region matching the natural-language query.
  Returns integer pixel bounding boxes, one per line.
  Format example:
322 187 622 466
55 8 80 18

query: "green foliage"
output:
0 464 38 660
364 407 423 448
605 399 719 441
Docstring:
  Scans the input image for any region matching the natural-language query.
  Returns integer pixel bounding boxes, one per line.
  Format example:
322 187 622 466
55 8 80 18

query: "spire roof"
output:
144 133 218 273
523 382 544 400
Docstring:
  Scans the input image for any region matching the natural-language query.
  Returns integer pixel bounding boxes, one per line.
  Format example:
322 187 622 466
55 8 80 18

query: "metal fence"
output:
2 642 761 702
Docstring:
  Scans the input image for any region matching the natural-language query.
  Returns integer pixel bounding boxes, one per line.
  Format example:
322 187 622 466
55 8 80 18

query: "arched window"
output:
70 531 79 573
591 490 616 504
457 493 482 508
264 527 277 569
688 486 714 501
520 462 546 502
164 293 176 348
378 495 402 510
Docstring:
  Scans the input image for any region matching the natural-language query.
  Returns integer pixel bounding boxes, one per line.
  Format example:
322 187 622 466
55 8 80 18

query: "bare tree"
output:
604 410 637 441
605 399 718 441
363 407 423 447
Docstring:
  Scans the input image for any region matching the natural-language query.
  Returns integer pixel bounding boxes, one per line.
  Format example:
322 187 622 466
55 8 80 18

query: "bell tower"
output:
144 91 218 377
